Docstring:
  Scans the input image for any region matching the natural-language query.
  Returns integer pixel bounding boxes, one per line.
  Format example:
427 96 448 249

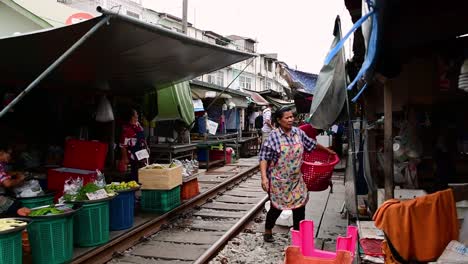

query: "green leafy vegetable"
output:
30 206 63 216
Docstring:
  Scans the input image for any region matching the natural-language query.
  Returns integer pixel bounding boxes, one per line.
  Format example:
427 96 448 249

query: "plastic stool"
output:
290 220 358 259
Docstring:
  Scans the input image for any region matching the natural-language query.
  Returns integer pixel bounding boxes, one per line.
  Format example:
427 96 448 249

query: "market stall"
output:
314 0 468 263
0 6 254 264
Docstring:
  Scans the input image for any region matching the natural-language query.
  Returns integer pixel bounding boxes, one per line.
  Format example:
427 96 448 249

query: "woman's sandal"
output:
263 233 274 242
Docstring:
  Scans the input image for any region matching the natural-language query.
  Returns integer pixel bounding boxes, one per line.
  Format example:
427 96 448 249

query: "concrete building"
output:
55 0 289 95
60 0 143 19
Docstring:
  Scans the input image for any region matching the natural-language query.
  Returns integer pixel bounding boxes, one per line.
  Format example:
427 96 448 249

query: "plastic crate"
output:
109 190 135 231
0 230 22 264
19 195 54 209
73 201 110 247
27 216 74 264
197 149 208 162
181 178 200 200
141 186 181 213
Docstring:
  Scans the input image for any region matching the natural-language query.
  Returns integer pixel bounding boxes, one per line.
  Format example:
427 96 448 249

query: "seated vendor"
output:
0 143 30 217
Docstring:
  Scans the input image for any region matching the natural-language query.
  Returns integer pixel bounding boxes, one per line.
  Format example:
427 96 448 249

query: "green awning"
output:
154 81 195 126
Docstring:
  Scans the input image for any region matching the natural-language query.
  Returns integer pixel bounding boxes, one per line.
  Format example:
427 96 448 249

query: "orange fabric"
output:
373 189 459 262
381 241 399 264
284 246 353 264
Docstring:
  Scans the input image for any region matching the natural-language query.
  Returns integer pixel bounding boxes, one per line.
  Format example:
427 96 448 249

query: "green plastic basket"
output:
73 201 110 247
141 186 181 213
20 195 54 209
27 216 74 264
0 230 22 264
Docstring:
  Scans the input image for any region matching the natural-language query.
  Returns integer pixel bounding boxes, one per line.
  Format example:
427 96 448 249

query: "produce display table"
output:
149 143 197 163
226 136 259 158
193 139 230 170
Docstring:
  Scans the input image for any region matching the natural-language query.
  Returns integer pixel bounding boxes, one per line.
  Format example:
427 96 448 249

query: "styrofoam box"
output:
377 188 427 207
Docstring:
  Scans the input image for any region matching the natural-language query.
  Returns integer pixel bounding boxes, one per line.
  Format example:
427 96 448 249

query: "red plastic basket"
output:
301 149 340 191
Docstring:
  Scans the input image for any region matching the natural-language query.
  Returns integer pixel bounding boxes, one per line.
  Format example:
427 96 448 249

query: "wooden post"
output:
384 80 394 200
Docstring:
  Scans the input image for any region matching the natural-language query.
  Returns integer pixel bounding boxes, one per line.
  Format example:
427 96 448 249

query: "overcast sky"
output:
142 0 353 74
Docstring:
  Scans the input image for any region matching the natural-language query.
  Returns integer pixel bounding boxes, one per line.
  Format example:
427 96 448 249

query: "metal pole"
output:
182 0 188 34
384 80 394 200
0 16 111 119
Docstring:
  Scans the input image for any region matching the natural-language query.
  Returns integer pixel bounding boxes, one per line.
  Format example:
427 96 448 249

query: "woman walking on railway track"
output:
259 107 335 242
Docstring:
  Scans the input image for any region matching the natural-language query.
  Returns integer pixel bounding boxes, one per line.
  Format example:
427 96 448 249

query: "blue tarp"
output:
283 67 319 94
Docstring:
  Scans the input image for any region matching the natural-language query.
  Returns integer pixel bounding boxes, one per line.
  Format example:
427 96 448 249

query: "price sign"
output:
86 189 108 200
135 149 150 161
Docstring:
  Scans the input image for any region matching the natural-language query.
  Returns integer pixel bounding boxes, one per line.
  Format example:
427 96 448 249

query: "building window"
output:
265 81 272 90
126 10 140 19
207 71 224 86
239 76 252 90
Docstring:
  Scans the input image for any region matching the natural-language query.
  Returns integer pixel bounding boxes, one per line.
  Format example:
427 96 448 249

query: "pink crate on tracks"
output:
301 149 340 192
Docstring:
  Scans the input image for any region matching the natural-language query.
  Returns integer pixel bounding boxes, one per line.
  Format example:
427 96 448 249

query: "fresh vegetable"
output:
29 206 64 217
105 181 139 192
76 183 101 201
144 164 165 169
0 219 27 231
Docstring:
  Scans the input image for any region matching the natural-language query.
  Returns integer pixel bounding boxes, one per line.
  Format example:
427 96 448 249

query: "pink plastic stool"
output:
290 220 358 259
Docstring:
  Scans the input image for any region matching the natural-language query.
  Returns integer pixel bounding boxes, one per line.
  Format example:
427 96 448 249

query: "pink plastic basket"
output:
301 150 340 191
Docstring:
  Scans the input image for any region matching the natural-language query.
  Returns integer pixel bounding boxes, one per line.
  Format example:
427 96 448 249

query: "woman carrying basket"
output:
259 107 335 242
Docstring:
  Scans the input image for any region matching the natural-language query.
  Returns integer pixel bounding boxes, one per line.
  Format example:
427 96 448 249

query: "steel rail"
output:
193 194 268 264
71 164 260 264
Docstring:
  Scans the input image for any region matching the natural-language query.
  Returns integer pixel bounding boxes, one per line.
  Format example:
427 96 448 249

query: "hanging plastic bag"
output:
95 95 114 122
94 170 106 188
265 201 293 227
59 177 83 203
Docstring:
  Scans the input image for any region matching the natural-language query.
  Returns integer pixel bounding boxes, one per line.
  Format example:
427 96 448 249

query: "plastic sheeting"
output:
309 16 347 129
154 81 195 126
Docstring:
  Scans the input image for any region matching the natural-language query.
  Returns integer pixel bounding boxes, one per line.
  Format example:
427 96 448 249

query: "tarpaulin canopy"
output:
278 63 319 94
226 97 248 108
191 88 232 99
154 81 195 126
266 96 295 107
244 90 269 106
309 16 347 129
189 80 249 98
0 8 254 96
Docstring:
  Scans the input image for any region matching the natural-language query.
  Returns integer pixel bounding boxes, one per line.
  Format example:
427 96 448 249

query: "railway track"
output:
72 160 266 264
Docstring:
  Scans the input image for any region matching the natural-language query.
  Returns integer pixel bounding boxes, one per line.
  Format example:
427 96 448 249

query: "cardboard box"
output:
139 165 182 190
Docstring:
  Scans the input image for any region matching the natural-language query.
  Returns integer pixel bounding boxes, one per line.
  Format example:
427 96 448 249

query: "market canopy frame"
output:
0 7 254 117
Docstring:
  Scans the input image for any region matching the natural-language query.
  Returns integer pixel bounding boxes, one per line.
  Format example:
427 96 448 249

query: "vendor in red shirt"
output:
119 108 147 182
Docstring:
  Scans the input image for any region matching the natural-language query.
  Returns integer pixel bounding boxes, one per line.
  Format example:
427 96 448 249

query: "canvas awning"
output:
244 90 269 106
0 7 254 96
266 96 294 106
191 88 232 99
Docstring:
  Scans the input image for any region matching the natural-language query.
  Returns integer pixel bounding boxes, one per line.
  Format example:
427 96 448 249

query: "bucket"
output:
109 189 136 231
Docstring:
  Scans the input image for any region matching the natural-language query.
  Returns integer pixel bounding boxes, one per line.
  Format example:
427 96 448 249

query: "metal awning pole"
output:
0 16 111 119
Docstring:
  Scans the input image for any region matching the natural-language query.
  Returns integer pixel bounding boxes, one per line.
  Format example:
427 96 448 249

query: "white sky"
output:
142 0 353 74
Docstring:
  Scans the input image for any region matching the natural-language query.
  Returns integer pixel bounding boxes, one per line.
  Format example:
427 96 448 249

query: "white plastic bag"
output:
95 95 114 122
14 180 43 198
265 201 293 227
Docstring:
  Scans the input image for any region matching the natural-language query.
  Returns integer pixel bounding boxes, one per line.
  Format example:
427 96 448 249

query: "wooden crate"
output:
139 165 182 190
